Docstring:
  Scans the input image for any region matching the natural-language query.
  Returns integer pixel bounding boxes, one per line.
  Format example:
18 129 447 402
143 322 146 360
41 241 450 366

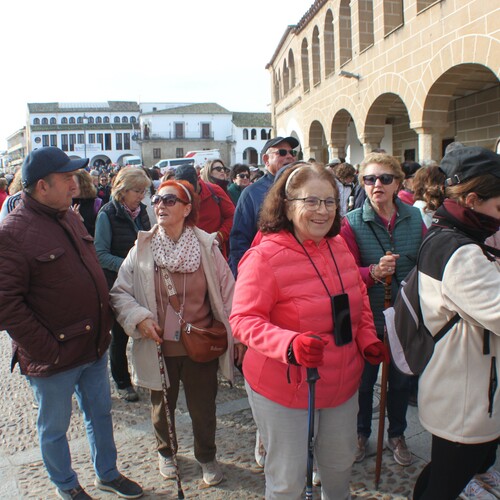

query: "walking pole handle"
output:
306 367 320 383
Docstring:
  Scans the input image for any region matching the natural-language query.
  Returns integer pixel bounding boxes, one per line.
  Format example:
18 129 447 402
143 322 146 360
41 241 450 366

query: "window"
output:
339 0 353 66
384 0 404 36
324 10 335 77
104 133 111 150
33 118 40 125
417 0 441 13
97 133 103 148
96 117 102 124
89 133 96 144
153 148 161 159
124 133 130 150
251 129 257 140
69 134 76 151
289 49 296 87
69 117 76 124
88 117 94 124
243 129 249 140
116 133 123 150
122 116 128 123
104 116 110 124
175 123 184 139
61 134 68 151
42 118 49 125
114 117 120 123
283 60 289 95
176 148 184 158
77 117 83 124
130 116 137 123
50 135 57 147
61 117 68 124
359 0 374 52
50 117 56 125
77 134 84 144
201 123 211 138
312 26 321 86
42 135 49 147
261 129 267 140
301 38 310 93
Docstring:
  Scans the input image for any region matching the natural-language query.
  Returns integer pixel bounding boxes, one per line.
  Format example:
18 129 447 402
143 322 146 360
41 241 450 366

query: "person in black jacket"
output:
94 167 152 402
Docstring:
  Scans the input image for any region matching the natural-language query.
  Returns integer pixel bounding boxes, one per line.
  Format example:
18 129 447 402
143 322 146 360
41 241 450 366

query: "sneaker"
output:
55 485 93 499
312 469 321 486
117 386 139 402
476 468 500 495
200 459 224 486
355 435 368 463
94 474 143 499
254 430 266 468
159 453 176 479
459 478 497 499
386 435 412 466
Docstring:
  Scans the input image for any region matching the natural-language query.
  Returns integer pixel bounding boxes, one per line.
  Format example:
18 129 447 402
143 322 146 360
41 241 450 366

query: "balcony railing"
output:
137 131 214 141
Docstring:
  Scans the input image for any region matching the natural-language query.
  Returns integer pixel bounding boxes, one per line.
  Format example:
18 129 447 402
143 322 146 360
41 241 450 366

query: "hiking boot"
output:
254 430 266 468
476 468 500 495
159 453 176 479
459 478 497 499
117 386 139 402
355 435 368 463
55 485 93 499
200 459 223 486
94 474 143 498
386 435 412 466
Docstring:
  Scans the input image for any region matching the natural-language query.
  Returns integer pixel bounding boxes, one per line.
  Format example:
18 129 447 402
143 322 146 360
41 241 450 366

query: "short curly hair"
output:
358 153 405 188
259 162 341 237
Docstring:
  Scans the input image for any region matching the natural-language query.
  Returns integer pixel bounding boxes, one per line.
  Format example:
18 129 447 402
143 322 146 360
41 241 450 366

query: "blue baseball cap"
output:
22 147 89 188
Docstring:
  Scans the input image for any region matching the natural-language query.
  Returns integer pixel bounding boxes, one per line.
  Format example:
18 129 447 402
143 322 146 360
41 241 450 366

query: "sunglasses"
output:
362 174 395 186
268 149 298 157
212 166 229 173
236 174 250 179
151 194 188 206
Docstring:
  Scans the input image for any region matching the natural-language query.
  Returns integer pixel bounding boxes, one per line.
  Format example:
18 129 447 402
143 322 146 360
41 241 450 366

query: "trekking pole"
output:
156 343 185 499
305 367 321 500
375 267 393 490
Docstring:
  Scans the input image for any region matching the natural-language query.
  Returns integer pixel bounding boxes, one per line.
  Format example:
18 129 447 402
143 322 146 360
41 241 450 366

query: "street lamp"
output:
82 115 89 159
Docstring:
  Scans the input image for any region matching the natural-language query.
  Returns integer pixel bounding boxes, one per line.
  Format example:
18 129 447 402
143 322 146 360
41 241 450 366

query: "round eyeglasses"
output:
287 196 338 211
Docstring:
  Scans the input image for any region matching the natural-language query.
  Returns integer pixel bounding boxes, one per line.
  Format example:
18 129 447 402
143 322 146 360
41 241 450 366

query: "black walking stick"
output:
156 343 185 499
305 367 321 500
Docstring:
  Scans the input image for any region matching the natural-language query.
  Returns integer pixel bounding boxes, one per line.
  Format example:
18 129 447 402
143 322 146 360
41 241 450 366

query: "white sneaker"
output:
476 468 500 496
158 453 176 479
200 459 223 486
459 478 497 499
254 429 266 468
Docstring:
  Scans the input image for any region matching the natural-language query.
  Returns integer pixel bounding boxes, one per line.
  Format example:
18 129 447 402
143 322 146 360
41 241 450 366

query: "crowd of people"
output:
0 141 498 500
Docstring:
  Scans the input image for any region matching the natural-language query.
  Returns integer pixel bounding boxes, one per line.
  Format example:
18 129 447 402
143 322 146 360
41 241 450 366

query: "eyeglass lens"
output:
363 174 395 185
152 194 178 206
237 174 249 179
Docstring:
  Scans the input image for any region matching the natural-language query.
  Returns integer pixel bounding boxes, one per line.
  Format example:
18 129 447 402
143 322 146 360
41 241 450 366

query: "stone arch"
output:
308 120 328 162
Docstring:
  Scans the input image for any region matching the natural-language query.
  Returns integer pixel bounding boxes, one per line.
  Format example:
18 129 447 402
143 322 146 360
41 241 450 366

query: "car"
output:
155 158 195 173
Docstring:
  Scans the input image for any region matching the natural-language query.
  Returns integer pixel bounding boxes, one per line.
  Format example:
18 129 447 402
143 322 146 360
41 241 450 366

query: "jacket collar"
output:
22 191 69 220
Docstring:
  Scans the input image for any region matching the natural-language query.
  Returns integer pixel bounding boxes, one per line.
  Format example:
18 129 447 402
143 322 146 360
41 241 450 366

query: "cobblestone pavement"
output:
0 332 435 499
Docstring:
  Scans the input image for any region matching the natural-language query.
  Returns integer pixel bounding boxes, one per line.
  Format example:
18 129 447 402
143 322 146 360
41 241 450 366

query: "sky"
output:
0 0 312 151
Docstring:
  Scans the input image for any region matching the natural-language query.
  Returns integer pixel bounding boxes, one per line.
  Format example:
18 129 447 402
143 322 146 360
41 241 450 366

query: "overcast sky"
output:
0 0 312 151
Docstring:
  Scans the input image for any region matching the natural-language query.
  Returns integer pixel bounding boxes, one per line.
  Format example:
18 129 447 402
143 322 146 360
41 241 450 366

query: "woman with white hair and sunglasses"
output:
340 152 426 467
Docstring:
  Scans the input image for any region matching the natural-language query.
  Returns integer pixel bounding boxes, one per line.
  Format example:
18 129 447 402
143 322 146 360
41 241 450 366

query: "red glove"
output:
291 333 328 368
364 341 390 365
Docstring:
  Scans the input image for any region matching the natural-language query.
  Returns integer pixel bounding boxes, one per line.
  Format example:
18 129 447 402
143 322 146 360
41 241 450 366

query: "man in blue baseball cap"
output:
0 147 143 499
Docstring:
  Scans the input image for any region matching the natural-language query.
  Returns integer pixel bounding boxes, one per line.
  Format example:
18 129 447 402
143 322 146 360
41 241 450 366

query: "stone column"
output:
413 125 448 162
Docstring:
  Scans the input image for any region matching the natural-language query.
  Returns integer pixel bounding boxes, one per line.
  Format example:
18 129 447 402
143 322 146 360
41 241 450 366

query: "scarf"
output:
432 199 500 243
151 225 201 273
122 202 141 220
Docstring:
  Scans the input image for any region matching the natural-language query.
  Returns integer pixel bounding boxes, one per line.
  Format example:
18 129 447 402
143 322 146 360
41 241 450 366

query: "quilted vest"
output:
345 198 423 335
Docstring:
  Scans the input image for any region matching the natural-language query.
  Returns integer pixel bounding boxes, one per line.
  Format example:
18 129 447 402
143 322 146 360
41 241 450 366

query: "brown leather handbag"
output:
162 269 228 363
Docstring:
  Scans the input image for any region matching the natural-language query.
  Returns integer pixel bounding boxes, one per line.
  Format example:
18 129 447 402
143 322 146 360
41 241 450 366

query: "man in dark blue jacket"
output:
229 136 299 277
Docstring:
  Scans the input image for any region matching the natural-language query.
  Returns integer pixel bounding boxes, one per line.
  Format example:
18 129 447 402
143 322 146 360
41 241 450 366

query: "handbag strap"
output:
161 268 182 313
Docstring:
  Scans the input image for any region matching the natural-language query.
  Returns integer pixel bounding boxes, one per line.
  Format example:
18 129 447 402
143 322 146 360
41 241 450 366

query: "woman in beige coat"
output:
110 180 244 487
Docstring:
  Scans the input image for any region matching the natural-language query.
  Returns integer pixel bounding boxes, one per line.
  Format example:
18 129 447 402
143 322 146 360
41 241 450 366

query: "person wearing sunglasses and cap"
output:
229 136 300 277
340 152 426 468
227 164 251 206
110 180 245 487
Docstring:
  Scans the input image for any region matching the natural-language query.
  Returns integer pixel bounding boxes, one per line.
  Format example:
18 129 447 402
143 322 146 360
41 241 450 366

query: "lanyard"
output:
294 236 346 296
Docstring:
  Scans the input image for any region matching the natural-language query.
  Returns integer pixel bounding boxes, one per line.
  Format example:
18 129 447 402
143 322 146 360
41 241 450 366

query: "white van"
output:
184 149 220 168
123 155 143 167
155 158 195 174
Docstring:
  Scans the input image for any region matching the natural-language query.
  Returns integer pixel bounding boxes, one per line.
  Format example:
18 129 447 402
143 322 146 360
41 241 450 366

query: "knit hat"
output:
174 164 198 191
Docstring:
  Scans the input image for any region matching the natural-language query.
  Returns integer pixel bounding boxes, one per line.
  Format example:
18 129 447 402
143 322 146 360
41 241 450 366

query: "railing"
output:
137 131 215 141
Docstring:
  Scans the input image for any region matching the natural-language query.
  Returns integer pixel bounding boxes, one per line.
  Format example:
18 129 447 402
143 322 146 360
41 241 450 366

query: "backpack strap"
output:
205 183 221 205
433 313 460 343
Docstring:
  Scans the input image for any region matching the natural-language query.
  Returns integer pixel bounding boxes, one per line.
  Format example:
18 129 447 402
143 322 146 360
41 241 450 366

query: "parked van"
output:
123 155 143 167
155 158 195 174
184 149 220 168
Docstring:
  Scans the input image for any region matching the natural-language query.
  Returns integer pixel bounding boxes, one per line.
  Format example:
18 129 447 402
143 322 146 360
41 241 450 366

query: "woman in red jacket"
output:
230 162 386 499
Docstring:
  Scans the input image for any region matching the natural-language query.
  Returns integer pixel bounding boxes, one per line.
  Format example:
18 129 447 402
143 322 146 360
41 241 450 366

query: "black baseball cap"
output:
22 147 89 188
440 146 500 186
261 136 300 155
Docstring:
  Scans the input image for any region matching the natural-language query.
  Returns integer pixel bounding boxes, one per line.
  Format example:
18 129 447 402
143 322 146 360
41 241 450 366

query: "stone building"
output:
267 0 500 165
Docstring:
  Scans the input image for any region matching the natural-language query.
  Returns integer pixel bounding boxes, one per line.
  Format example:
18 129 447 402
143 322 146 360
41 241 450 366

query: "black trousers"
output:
109 320 132 389
413 434 498 499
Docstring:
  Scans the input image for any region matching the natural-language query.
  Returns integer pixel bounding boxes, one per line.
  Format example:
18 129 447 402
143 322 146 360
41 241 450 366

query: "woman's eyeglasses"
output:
268 149 298 157
236 174 250 179
212 166 230 173
287 196 338 211
151 194 188 206
362 174 395 186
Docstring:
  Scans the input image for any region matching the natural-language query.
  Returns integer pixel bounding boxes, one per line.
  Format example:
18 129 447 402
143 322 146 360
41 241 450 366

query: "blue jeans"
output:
28 353 119 490
357 360 410 439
